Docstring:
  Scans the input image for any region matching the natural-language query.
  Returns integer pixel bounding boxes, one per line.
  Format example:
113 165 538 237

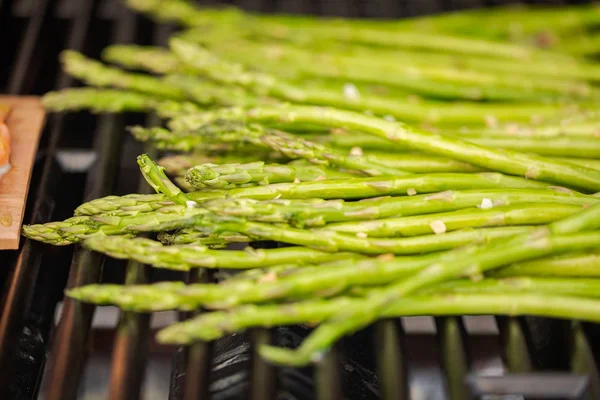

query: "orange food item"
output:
0 105 11 178
0 123 9 165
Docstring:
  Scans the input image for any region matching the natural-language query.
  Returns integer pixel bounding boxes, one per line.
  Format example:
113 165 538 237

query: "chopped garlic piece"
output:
343 83 361 101
429 220 447 234
480 198 493 209
407 188 417 196
349 146 363 156
356 232 368 239
186 200 198 208
258 271 278 283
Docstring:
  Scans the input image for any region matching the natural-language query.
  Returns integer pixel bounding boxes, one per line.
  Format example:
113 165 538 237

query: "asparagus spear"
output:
127 0 600 43
103 45 188 74
431 277 600 298
42 88 203 117
26 198 535 251
83 234 362 270
194 29 598 85
21 216 135 245
494 252 600 278
325 203 583 237
221 250 600 288
178 155 600 178
259 130 410 176
60 51 270 110
187 33 594 101
315 132 600 158
185 161 354 189
137 154 190 205
157 230 254 246
201 188 593 227
171 105 600 191
132 124 409 176
157 292 600 344
258 203 600 366
159 154 285 176
65 229 600 313
67 260 600 315
61 51 187 100
73 171 548 217
132 0 573 61
162 153 483 175
169 39 582 124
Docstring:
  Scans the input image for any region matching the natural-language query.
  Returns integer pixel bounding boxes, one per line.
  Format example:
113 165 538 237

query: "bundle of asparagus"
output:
28 0 600 367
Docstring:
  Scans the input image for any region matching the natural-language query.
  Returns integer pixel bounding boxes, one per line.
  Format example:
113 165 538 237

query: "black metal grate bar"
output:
374 319 409 400
315 344 343 400
497 317 535 373
435 317 471 400
250 329 277 400
569 322 600 399
7 0 53 94
183 269 214 400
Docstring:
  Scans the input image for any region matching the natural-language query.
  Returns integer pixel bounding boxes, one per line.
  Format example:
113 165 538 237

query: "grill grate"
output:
0 0 599 399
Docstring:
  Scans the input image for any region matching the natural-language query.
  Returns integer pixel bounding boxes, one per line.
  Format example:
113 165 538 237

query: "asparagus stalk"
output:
259 130 410 176
162 153 483 175
202 188 593 227
21 216 135 245
324 203 584 237
133 124 409 176
83 234 361 270
220 250 600 288
62 252 441 310
494 252 600 278
65 228 600 313
169 39 581 124
185 161 354 189
176 154 600 177
157 230 254 246
315 132 600 158
127 0 600 42
258 203 600 366
42 88 202 117
157 292 600 344
187 33 594 101
73 171 548 217
61 51 187 100
133 0 573 61
431 277 600 298
26 198 534 251
160 154 279 176
103 45 188 74
60 52 270 110
171 105 600 191
194 29 599 84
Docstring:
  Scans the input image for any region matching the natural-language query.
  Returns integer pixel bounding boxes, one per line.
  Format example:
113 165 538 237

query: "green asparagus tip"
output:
259 344 322 367
156 325 190 344
65 285 99 302
128 126 150 140
137 154 191 205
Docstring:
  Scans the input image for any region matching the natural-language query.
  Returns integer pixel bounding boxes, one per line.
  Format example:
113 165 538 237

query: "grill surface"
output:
0 1 598 399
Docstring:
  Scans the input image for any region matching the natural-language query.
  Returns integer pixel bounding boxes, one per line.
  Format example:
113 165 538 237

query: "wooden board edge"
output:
0 96 47 250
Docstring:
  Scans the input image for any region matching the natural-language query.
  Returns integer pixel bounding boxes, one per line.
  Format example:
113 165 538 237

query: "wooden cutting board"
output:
0 96 46 250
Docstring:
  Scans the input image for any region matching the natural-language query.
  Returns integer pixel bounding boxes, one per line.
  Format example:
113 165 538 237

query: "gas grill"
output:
1 0 598 399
